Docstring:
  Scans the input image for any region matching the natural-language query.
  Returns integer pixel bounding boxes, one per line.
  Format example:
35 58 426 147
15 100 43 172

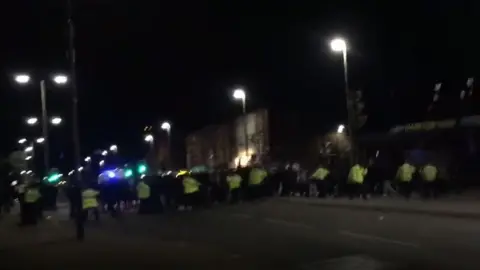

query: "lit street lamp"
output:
18 138 27 144
337 124 345 134
36 137 45 144
161 121 171 166
84 156 91 162
99 160 105 167
24 146 34 153
232 88 249 162
109 144 118 153
101 150 108 156
144 134 154 143
330 37 354 164
50 117 62 125
14 73 69 173
77 166 83 172
25 156 32 161
26 117 38 126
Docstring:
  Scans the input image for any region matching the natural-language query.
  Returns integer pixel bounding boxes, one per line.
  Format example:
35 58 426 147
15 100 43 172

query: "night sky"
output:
1 1 479 170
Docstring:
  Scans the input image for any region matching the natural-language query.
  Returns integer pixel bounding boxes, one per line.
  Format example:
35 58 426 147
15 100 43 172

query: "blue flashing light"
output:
107 171 116 178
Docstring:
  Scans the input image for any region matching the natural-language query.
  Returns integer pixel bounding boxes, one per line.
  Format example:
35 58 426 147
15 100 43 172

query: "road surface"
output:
1 198 479 269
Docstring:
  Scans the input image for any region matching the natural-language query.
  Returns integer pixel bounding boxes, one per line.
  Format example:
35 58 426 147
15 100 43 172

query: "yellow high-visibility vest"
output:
348 165 367 184
421 165 438 182
226 174 242 190
25 188 40 203
311 167 329 180
183 176 200 194
82 189 99 209
249 168 267 186
396 163 416 182
136 182 151 199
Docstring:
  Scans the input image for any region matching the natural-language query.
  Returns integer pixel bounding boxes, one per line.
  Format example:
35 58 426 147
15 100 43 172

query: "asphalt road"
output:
1 198 480 269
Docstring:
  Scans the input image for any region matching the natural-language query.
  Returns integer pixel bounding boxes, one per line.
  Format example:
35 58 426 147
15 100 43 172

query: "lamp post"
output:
161 121 171 167
14 74 68 175
233 88 249 161
330 38 355 164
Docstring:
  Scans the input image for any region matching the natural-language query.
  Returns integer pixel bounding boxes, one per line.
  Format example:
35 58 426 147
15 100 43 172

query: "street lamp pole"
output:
40 80 50 173
233 89 249 161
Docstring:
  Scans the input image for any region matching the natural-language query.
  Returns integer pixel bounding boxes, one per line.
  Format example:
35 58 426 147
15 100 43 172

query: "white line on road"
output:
338 230 420 248
230 213 252 219
264 218 315 229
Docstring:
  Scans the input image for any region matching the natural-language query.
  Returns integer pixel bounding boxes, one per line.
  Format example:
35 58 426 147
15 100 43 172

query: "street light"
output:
50 117 62 125
84 156 91 162
26 117 38 126
14 73 69 174
161 121 171 167
24 146 34 153
14 74 30 84
144 134 154 143
232 88 249 163
109 144 118 152
18 138 27 144
25 156 32 161
99 160 105 167
53 74 68 84
36 137 45 144
101 150 108 156
330 37 354 164
77 166 83 172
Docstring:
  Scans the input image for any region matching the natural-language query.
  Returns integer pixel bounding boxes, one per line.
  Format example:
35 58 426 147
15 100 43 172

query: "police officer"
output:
21 182 41 226
420 162 438 199
396 160 416 199
226 170 242 203
248 165 267 200
182 174 201 210
311 163 330 198
136 179 151 214
81 184 100 222
348 162 368 199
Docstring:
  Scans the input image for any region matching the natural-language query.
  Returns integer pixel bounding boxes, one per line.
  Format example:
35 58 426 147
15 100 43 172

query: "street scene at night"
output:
2 1 480 269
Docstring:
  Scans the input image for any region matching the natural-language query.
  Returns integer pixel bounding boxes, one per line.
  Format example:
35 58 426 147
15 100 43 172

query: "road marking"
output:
230 213 252 219
264 218 314 229
338 230 419 248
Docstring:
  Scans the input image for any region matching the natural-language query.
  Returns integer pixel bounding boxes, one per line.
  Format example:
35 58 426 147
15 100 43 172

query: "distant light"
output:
137 164 147 174
26 117 38 125
99 160 105 166
68 170 74 176
109 145 118 152
36 137 45 144
337 124 345 134
140 174 146 179
15 74 30 84
144 134 154 143
11 180 18 186
24 146 33 152
50 117 62 125
20 170 26 175
233 89 246 100
25 156 32 161
53 74 68 84
101 150 108 156
84 156 91 162
161 122 171 131
107 171 115 178
124 169 133 178
18 138 27 144
78 166 84 172
330 38 347 52
26 170 32 175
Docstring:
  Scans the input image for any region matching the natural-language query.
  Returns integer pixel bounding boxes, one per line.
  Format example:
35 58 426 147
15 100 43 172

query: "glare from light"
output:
161 121 171 131
109 144 118 152
84 156 91 162
107 171 115 178
50 117 62 125
53 74 68 84
144 134 154 143
36 137 45 144
26 117 38 125
337 124 345 134
68 170 74 176
15 74 30 84
20 170 26 175
25 156 32 161
330 38 347 52
78 166 84 172
18 138 27 144
233 89 246 100
24 146 34 152
99 160 105 166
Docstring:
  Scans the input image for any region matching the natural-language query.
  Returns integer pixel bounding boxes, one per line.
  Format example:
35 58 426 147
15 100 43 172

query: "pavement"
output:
0 199 480 269
281 194 480 219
